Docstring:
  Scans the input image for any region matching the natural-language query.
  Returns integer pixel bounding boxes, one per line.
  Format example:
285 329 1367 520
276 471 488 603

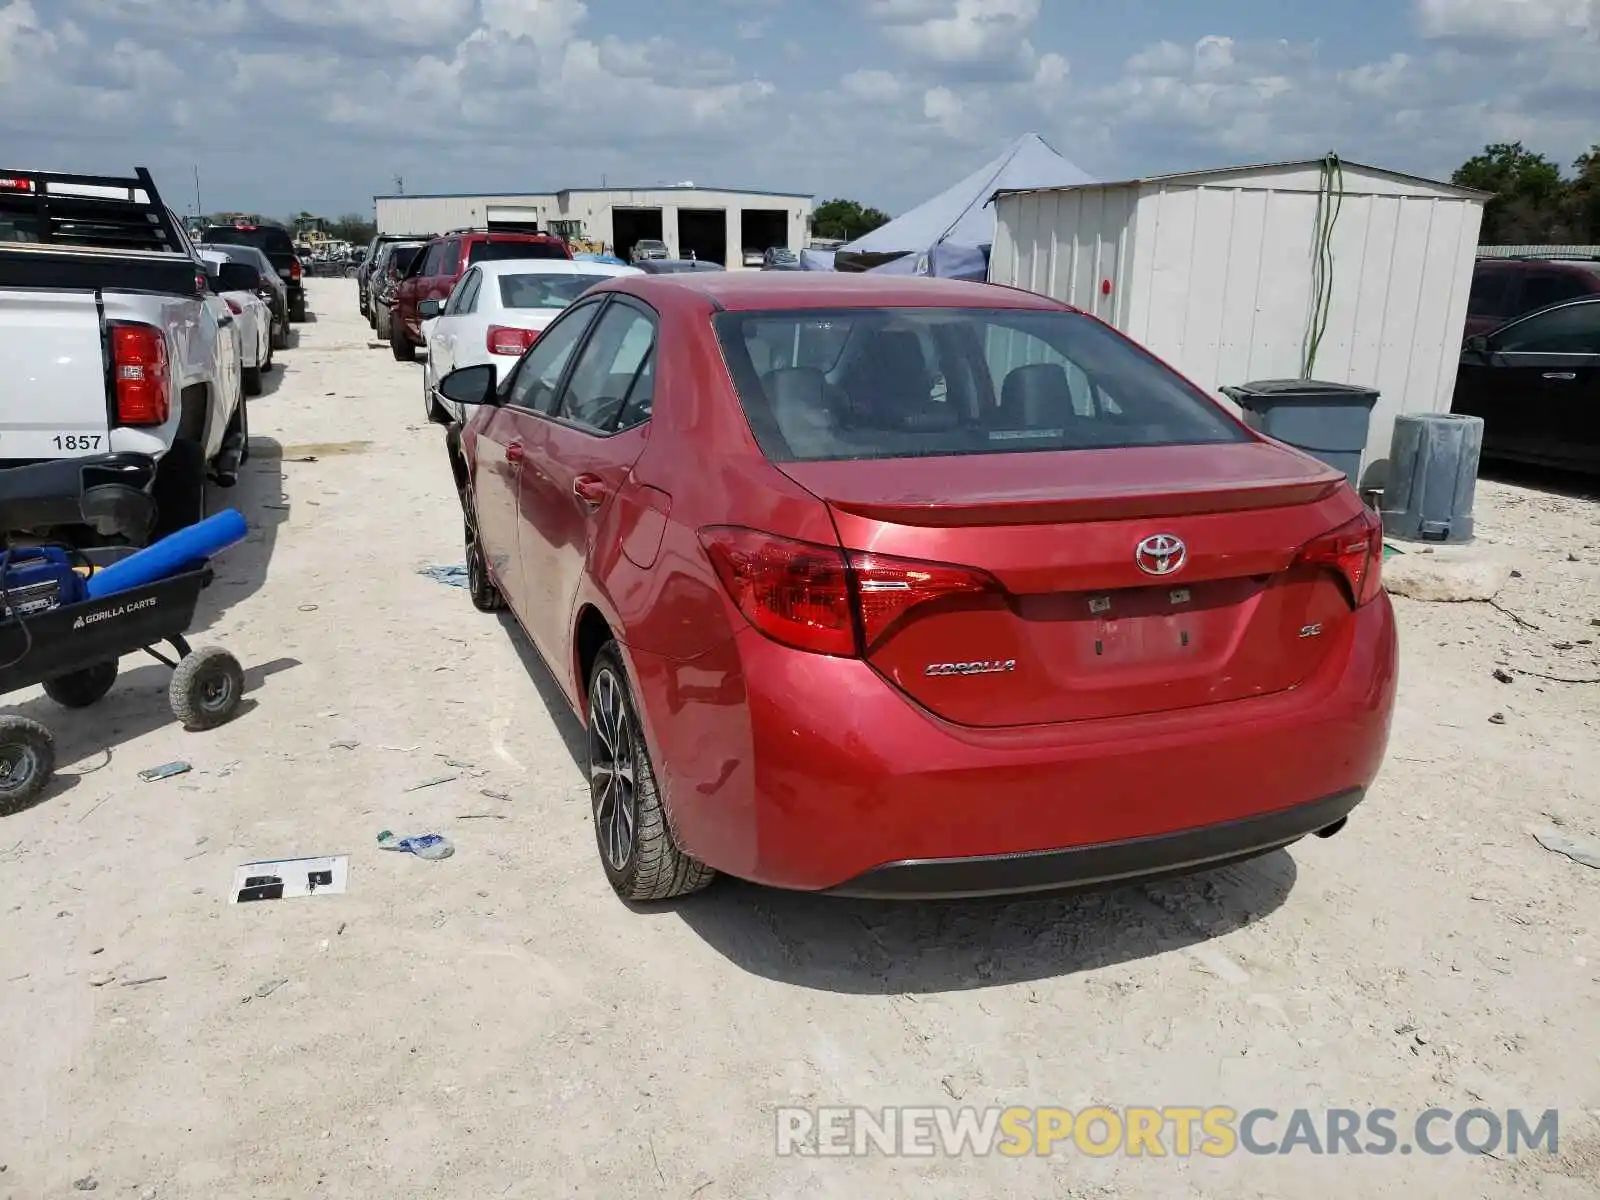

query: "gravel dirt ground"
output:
1 278 1598 1199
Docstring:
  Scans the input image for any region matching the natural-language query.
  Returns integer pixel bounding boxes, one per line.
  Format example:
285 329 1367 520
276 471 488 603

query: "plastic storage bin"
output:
1220 379 1380 486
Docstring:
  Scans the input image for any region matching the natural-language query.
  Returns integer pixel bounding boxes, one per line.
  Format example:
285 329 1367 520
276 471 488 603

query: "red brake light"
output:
847 550 1001 647
225 297 242 315
486 325 539 356
1296 509 1384 606
109 323 170 426
234 222 256 230
0 177 33 192
699 527 855 656
289 259 302 281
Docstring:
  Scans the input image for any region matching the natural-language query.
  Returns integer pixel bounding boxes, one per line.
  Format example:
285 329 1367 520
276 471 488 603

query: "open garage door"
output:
739 208 788 265
678 208 727 265
612 208 663 263
486 204 543 234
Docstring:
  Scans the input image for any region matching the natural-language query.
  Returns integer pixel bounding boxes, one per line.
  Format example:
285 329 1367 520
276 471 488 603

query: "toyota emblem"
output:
1135 534 1186 576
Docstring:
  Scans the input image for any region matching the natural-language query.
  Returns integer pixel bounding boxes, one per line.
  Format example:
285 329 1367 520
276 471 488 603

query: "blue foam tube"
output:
84 508 249 599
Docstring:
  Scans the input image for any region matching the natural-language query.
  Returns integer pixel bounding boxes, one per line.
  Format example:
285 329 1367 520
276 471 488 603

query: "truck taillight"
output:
109 323 170 426
225 297 242 315
0 177 33 192
486 325 538 356
289 259 302 281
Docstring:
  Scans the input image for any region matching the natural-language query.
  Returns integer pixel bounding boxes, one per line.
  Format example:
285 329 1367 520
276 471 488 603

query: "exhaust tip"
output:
1314 816 1348 839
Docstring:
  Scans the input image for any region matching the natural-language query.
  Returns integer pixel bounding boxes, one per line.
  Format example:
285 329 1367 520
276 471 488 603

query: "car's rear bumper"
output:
631 594 1397 894
824 787 1362 898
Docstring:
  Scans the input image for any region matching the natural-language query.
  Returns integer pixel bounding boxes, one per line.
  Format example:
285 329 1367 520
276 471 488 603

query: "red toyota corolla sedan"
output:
430 272 1397 902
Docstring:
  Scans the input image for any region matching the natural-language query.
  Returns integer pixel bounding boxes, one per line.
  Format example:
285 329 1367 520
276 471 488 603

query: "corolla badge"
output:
924 660 1017 677
1134 533 1186 577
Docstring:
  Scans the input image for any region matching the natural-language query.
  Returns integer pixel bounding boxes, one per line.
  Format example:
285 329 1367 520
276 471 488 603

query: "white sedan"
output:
200 248 273 396
420 258 641 421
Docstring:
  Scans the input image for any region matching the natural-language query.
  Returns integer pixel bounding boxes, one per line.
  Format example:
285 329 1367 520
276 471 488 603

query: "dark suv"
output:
1465 257 1600 338
201 222 306 322
390 229 570 360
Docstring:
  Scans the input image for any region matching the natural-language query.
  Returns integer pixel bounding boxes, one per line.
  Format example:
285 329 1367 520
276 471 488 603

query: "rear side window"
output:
1521 270 1592 312
1468 269 1513 319
390 245 422 274
714 307 1245 462
469 239 570 264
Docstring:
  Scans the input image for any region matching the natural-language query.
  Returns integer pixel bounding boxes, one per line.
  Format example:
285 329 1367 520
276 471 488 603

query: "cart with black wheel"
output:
0 453 245 810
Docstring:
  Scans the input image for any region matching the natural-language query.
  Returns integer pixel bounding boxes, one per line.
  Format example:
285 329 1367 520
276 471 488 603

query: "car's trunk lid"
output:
779 443 1361 727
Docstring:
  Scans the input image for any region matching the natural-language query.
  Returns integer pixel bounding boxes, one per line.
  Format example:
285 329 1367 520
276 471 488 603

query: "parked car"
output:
633 258 725 274
368 240 424 339
1465 257 1600 338
1453 294 1600 472
420 259 642 423
0 167 247 537
629 239 669 263
200 249 273 397
200 242 289 350
357 232 422 321
200 221 306 322
390 230 571 361
428 273 1396 902
761 247 800 270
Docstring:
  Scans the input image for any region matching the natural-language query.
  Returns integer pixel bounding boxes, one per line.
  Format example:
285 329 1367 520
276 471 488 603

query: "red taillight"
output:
1296 509 1383 607
109 323 170 426
289 259 302 281
486 325 539 356
699 528 1005 657
225 297 242 315
0 177 33 192
847 550 1001 646
699 527 855 657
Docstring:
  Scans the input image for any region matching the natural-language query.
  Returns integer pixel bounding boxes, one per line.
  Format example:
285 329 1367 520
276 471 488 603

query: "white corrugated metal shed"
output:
989 159 1489 488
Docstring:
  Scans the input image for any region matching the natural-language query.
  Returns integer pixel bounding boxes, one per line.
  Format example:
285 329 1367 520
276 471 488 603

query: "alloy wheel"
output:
588 668 637 872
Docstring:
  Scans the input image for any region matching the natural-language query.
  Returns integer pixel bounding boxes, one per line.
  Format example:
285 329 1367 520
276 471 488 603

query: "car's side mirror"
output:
418 299 442 319
438 364 498 411
1464 333 1490 354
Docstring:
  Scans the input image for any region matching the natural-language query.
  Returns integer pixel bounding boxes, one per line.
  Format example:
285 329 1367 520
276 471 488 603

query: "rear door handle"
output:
505 442 524 463
1542 371 1577 381
573 474 608 507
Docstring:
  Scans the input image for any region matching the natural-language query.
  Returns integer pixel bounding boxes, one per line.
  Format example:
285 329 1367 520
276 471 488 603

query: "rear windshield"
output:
714 307 1245 462
203 226 295 258
1468 269 1513 318
499 273 611 308
468 240 569 264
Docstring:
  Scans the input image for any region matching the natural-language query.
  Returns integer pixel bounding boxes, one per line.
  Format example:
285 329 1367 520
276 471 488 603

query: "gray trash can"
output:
1379 412 1483 544
1220 379 1380 486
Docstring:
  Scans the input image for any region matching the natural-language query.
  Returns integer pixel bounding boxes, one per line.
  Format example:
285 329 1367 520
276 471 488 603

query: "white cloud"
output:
841 68 906 102
1415 0 1596 39
871 0 1043 77
261 0 474 44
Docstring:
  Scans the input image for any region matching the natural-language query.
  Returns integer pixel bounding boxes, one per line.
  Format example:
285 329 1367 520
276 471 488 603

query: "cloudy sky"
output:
0 0 1595 219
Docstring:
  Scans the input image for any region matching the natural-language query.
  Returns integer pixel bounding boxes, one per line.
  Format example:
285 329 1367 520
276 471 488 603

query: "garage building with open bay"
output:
373 184 813 269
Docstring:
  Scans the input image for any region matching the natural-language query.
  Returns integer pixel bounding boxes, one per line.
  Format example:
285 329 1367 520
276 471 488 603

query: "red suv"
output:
1465 257 1600 338
391 230 570 360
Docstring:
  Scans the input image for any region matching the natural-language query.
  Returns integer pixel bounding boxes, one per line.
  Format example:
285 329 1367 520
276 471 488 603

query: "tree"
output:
1452 142 1573 243
810 197 891 242
327 213 377 245
1563 145 1600 243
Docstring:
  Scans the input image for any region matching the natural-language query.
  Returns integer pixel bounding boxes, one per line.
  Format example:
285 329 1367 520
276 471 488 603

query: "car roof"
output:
612 271 1069 312
471 259 642 278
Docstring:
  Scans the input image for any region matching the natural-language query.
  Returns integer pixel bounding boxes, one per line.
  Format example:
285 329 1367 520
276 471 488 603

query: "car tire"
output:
271 318 289 351
151 438 207 538
586 642 716 902
243 364 263 396
390 314 414 362
375 306 390 340
465 539 505 613
289 296 307 323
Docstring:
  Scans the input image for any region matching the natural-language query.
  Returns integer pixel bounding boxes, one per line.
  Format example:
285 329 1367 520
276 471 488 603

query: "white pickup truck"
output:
0 167 247 541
